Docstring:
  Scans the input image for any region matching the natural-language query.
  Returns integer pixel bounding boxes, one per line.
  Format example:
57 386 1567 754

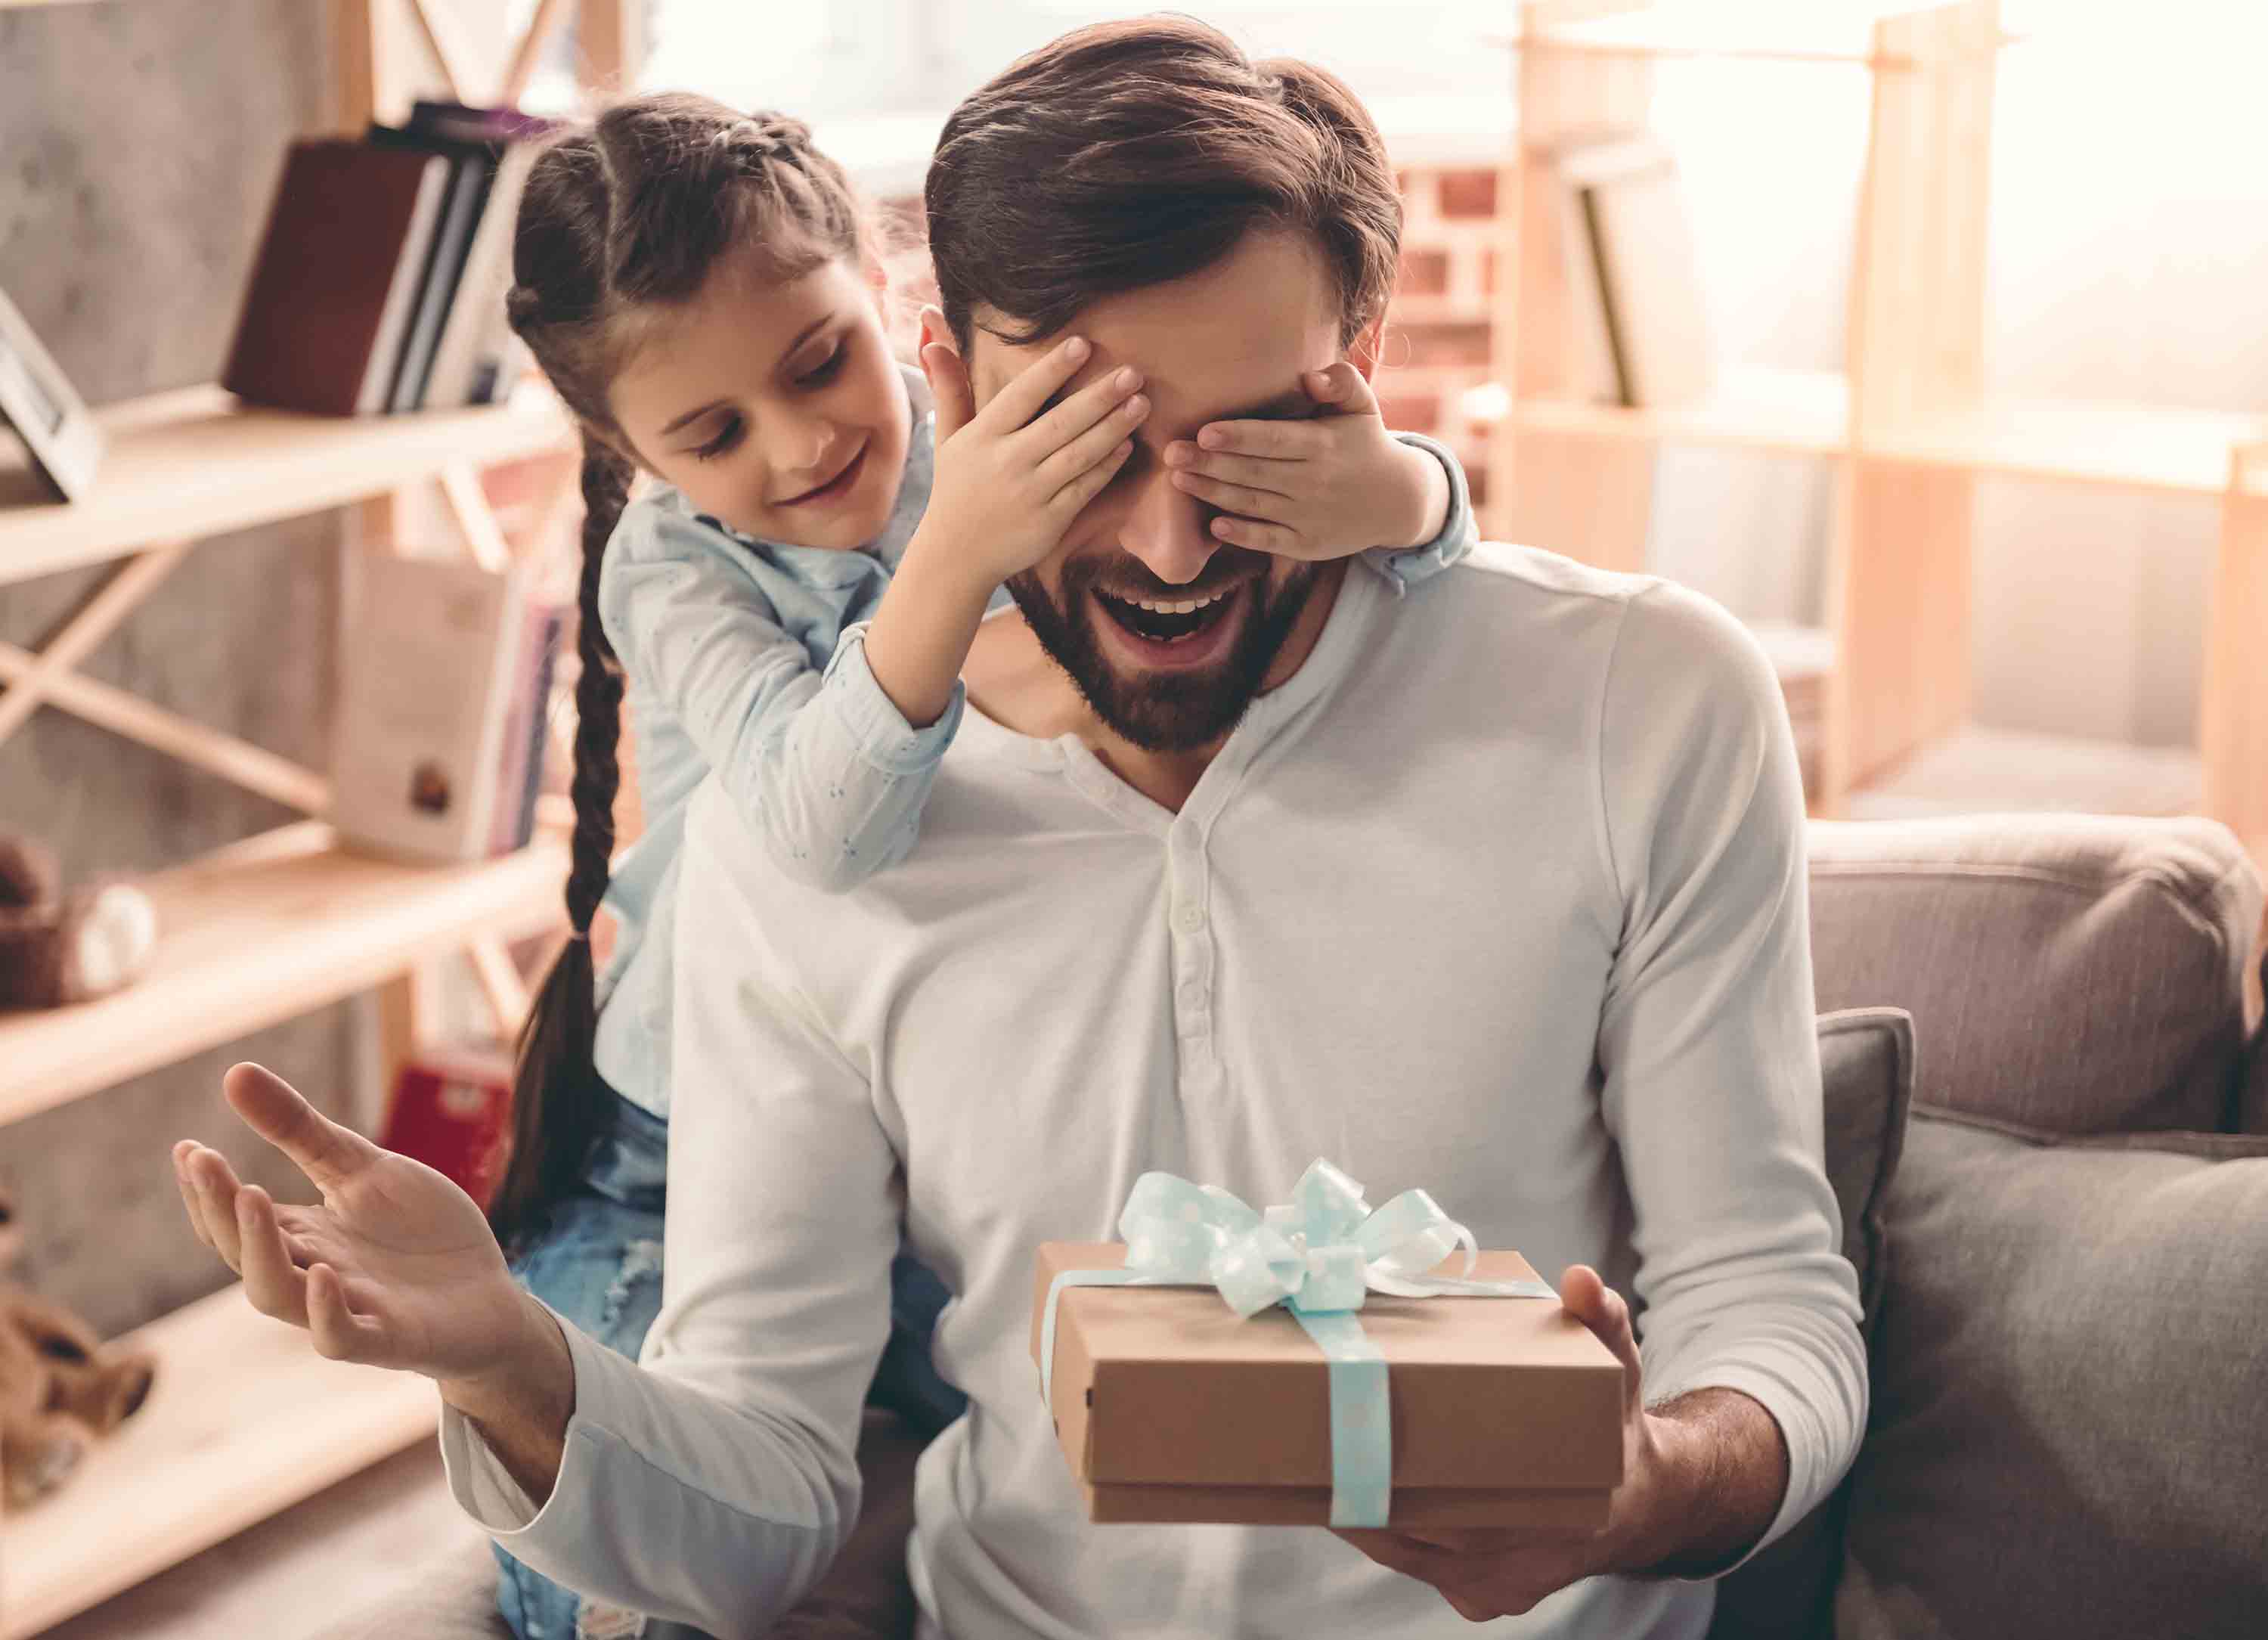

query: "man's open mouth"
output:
1095 583 1241 645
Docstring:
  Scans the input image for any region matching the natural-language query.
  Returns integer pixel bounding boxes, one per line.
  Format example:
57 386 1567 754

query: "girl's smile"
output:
607 254 913 551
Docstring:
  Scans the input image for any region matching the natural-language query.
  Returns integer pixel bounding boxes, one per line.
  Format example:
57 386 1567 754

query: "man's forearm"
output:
1631 1387 1791 1579
438 1290 578 1508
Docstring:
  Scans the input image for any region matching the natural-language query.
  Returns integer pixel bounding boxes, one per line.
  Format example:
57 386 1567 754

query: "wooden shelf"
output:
1501 1 2012 69
1510 365 1849 457
1867 397 2268 498
0 820 569 1128
1846 724 2203 822
0 384 573 588
1507 371 2268 497
0 1284 439 1640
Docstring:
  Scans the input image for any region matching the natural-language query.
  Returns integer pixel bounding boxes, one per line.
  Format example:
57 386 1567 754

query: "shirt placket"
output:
1167 817 1214 1050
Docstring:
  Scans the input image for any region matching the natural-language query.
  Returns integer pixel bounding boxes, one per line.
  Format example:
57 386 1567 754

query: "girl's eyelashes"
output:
797 337 847 388
691 413 745 462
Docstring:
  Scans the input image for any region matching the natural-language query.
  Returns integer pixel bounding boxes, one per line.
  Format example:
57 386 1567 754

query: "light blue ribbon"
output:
1038 1158 1557 1527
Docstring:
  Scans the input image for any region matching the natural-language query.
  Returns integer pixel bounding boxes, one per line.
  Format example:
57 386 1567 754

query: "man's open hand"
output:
173 1063 542 1389
1163 360 1448 560
1335 1265 1702 1623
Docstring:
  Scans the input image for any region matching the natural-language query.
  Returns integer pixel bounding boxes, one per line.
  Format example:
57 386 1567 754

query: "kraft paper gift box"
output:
1030 1236 1627 1530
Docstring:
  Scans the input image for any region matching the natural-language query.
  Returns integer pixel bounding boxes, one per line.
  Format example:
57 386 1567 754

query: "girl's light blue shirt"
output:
592 364 1479 1118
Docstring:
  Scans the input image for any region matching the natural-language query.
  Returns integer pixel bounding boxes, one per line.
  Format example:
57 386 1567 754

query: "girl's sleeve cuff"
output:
1367 431 1477 594
820 624 966 776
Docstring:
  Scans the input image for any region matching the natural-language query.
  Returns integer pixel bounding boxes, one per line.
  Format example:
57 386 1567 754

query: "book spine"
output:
355 156 451 415
389 150 495 413
426 141 538 411
513 609 564 850
487 595 549 857
461 566 530 856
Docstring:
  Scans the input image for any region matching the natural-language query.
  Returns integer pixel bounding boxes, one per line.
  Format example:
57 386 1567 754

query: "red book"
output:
379 1046 513 1208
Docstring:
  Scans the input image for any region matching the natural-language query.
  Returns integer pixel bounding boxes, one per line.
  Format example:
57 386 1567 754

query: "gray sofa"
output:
318 813 2268 1639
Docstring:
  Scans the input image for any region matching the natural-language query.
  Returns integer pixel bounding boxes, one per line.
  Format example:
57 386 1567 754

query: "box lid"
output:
1032 1241 1625 1493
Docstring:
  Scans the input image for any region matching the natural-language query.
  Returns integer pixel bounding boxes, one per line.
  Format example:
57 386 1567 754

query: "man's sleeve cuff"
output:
438 1304 637 1542
819 624 967 775
1646 1359 1841 1583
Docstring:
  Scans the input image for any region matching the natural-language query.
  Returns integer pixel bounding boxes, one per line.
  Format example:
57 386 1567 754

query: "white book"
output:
1550 144 1623 405
355 156 452 416
423 143 540 411
330 553 528 863
1555 134 1716 409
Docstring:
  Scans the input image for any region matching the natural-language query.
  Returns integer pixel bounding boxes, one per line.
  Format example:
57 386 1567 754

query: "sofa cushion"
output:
1807 814 2261 1133
1835 1107 2268 1640
1708 1007 1914 1640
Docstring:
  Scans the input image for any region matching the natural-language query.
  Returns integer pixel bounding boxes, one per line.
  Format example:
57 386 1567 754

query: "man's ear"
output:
916 305 976 440
1348 315 1389 384
916 304 956 358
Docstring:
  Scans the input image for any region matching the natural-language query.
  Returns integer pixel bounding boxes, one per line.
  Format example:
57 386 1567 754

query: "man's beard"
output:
1006 547 1321 754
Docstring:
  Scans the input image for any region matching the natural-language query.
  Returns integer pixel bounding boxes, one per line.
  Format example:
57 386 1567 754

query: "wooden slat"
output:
500 0 576 104
1489 1 1659 560
1504 1 2009 68
0 386 573 589
1838 457 1973 789
1845 723 2204 822
1508 365 1851 457
0 1285 439 1640
2201 448 2268 864
0 543 188 745
0 640 333 813
0 821 569 1127
1501 377 2266 494
406 0 482 104
1867 395 2268 497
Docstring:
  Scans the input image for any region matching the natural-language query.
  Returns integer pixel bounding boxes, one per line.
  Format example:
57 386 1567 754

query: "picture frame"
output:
0 282 104 503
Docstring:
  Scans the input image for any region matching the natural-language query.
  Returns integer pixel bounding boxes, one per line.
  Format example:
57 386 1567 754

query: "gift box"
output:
1029 1164 1627 1530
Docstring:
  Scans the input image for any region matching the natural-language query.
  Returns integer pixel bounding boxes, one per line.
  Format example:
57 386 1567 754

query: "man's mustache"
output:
1062 544 1271 606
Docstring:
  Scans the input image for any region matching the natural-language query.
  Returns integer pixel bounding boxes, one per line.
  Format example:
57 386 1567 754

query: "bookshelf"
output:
1488 0 2268 866
0 2 642 1630
0 383 570 586
0 1288 440 1640
0 820 571 1129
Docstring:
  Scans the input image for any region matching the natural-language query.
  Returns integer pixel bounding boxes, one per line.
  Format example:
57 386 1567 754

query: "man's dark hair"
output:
925 14 1402 354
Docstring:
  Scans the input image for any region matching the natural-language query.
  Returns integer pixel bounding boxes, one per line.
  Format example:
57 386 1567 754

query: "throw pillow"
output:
1709 1006 1915 1640
1836 1108 2268 1640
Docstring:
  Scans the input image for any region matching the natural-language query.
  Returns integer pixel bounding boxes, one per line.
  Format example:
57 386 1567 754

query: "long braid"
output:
486 438 631 1255
481 91 871 1253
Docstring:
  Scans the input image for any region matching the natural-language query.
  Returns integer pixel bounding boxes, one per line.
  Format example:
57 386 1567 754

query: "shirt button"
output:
1176 904 1206 932
1178 982 1205 1009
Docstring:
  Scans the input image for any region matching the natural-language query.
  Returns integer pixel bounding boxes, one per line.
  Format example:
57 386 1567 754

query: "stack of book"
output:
330 552 563 865
223 101 555 417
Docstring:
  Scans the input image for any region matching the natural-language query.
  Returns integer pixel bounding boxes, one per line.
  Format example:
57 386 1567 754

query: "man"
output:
176 18 1863 1636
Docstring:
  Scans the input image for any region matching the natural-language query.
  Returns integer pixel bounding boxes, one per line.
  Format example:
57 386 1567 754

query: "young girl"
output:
482 92 1476 1640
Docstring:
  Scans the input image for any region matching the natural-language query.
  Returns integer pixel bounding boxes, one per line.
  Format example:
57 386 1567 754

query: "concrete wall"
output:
0 0 370 1339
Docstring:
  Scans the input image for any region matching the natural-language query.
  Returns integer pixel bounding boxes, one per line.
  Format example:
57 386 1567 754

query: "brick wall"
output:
1379 163 1502 514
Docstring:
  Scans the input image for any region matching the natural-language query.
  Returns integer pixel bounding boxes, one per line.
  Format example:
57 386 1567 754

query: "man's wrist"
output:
1612 1390 1790 1580
438 1289 572 1428
1392 441 1452 550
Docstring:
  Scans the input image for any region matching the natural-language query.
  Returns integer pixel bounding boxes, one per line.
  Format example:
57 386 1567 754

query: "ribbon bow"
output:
1116 1158 1496 1318
1039 1160 1554 1527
